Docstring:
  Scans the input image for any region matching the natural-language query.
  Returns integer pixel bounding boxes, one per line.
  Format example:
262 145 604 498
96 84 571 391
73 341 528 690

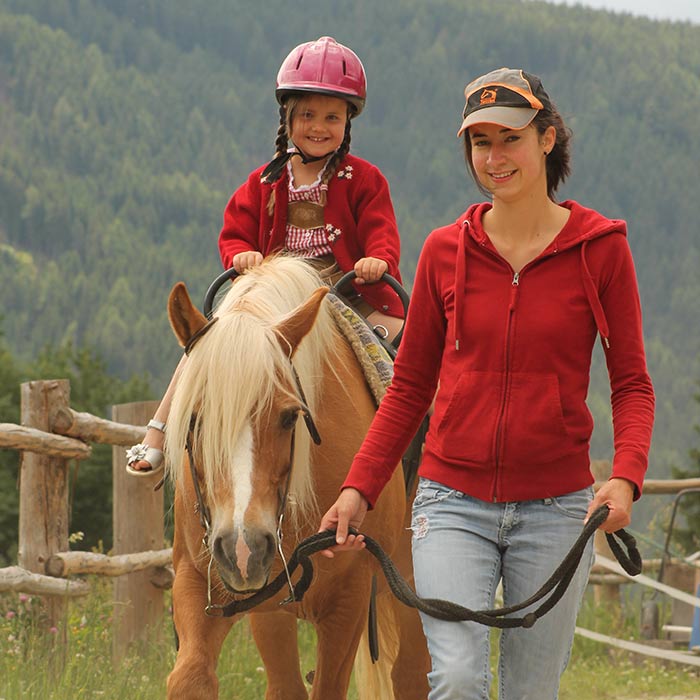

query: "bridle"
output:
183 361 321 616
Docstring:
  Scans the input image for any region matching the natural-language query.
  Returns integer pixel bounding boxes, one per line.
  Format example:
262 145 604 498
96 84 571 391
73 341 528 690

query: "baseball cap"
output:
457 68 551 136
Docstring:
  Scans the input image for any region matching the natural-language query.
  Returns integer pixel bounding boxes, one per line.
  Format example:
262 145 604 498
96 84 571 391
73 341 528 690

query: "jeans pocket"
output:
412 478 456 509
548 487 594 519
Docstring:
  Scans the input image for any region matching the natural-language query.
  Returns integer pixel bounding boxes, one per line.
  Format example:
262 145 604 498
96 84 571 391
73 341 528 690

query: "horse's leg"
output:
391 600 430 699
387 504 431 699
249 610 308 700
167 563 234 700
308 584 371 700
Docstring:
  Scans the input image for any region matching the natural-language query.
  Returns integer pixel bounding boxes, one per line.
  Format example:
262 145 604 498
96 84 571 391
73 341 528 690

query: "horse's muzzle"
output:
211 526 276 592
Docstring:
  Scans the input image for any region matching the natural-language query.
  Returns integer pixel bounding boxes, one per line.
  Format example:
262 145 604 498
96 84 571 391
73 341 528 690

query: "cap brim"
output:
457 106 538 136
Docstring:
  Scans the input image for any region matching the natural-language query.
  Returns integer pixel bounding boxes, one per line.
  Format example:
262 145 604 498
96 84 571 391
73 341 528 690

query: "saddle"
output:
327 293 428 496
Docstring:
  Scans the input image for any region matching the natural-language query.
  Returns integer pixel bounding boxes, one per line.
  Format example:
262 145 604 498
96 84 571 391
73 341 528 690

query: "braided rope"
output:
205 504 641 625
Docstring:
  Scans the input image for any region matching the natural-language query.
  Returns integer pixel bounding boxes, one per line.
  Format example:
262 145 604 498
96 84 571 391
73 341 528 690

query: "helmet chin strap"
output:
289 148 333 165
260 147 335 184
292 147 333 165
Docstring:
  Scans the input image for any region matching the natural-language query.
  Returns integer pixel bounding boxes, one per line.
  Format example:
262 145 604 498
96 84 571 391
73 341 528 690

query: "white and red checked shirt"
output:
284 160 333 257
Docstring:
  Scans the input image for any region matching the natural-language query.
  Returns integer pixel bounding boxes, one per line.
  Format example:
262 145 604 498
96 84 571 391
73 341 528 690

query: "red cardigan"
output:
218 154 404 317
343 201 655 506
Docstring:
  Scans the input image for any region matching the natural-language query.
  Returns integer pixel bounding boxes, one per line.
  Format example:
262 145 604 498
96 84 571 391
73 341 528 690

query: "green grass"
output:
0 583 697 699
557 593 700 699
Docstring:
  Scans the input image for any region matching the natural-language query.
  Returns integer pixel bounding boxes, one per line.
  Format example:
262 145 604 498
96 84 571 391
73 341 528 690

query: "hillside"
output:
1 0 699 491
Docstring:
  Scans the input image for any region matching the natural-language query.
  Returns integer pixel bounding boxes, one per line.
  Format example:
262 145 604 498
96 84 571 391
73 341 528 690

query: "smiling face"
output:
288 94 349 158
467 122 555 202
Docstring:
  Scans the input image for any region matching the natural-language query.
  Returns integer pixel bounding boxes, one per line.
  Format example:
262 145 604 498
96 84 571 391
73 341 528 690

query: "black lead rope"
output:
206 504 641 626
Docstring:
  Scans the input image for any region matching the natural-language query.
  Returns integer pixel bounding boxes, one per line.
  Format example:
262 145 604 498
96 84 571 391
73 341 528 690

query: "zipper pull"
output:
509 271 520 311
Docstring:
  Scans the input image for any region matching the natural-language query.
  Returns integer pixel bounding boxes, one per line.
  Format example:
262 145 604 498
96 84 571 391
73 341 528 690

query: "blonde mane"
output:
164 256 340 522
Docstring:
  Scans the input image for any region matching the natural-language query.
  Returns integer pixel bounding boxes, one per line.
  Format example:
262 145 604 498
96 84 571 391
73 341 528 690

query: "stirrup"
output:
125 443 164 476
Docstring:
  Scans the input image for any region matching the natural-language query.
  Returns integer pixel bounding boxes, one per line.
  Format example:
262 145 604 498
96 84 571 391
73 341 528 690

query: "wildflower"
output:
18 594 29 603
5 611 15 620
49 626 58 634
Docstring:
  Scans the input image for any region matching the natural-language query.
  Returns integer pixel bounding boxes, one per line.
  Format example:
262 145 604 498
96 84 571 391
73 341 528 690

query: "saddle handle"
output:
331 271 410 349
204 268 410 349
203 267 239 319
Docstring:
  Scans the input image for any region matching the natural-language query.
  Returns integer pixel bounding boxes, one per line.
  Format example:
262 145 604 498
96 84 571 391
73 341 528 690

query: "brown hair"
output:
266 95 353 215
463 101 572 200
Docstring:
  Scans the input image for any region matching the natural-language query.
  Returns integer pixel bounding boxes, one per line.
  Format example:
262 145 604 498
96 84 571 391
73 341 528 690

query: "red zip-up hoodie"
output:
343 201 655 506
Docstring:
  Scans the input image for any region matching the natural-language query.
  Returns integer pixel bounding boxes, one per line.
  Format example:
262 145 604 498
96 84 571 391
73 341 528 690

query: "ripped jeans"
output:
411 478 594 700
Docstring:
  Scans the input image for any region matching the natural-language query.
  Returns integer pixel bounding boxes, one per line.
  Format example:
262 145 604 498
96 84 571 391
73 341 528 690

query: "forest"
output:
0 0 699 558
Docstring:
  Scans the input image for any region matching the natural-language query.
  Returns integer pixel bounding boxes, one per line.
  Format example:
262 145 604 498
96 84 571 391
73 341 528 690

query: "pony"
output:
163 255 430 699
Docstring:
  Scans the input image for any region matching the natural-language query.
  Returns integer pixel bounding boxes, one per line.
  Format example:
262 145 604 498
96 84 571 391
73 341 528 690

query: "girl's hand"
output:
354 257 388 284
585 477 635 533
318 488 369 558
232 251 263 273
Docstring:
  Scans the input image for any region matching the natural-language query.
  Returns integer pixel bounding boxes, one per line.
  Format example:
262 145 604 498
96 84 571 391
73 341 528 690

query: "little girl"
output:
127 36 404 474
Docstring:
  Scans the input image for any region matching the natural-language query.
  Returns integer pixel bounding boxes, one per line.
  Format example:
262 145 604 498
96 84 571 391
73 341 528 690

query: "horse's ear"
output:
274 286 329 357
168 282 208 348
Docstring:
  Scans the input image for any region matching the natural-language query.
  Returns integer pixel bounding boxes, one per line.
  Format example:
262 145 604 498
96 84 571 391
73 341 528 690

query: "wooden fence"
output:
1 378 699 663
0 379 168 659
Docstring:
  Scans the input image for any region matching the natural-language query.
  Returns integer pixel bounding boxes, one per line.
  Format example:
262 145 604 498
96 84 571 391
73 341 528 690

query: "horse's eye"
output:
280 410 298 431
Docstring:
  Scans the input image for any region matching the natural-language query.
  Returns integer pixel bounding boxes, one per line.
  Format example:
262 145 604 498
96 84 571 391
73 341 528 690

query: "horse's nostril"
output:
212 534 236 568
247 530 276 566
264 532 276 561
212 535 225 561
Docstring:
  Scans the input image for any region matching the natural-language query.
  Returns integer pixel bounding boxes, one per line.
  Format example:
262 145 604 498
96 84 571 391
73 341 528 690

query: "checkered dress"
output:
284 161 332 258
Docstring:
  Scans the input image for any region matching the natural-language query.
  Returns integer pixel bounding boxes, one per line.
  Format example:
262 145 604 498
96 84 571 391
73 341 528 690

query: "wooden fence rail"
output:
1 379 699 663
0 379 161 659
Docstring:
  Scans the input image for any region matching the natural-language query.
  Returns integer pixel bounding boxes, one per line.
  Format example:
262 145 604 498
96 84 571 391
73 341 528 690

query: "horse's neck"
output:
309 336 376 497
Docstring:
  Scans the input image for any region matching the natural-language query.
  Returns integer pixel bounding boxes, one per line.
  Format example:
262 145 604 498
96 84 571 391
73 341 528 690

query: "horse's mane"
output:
165 255 340 523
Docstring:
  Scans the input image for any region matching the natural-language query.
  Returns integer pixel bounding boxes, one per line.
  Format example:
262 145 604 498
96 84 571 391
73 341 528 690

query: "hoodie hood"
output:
454 200 627 351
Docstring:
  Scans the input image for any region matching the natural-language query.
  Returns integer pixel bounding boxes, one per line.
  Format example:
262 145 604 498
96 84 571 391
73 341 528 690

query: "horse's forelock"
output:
165 256 338 523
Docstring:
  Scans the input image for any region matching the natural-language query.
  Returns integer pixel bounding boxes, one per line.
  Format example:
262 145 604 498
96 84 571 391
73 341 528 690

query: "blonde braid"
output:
319 118 352 206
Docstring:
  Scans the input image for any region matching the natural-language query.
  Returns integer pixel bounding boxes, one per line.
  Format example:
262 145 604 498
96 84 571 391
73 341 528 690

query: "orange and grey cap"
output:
457 68 551 136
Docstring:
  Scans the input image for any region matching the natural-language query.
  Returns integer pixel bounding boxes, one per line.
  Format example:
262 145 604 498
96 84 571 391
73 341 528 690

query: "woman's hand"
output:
232 251 263 273
354 257 388 284
318 488 369 558
585 477 635 533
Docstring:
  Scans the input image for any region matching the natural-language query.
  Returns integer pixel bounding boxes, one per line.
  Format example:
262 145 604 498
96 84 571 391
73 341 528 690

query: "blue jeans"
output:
411 478 594 700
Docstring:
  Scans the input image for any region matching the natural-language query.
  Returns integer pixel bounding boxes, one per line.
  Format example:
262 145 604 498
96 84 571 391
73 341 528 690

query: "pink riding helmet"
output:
276 36 367 115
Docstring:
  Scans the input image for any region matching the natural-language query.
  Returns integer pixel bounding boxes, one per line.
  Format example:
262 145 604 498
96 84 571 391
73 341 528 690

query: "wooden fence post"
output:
18 380 71 631
112 400 163 662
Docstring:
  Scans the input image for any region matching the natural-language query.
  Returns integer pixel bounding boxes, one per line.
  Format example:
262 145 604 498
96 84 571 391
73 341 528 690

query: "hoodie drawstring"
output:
454 220 469 350
580 241 610 349
455 221 611 352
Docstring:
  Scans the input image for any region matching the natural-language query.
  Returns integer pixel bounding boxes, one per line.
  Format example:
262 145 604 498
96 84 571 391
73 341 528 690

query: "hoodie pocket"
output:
501 372 572 464
434 370 501 464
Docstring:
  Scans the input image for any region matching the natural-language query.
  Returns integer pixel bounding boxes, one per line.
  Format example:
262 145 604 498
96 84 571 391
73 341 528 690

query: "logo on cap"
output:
480 88 497 104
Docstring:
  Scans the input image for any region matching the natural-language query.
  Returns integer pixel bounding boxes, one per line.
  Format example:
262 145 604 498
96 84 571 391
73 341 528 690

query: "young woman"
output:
127 37 404 475
319 67 655 698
